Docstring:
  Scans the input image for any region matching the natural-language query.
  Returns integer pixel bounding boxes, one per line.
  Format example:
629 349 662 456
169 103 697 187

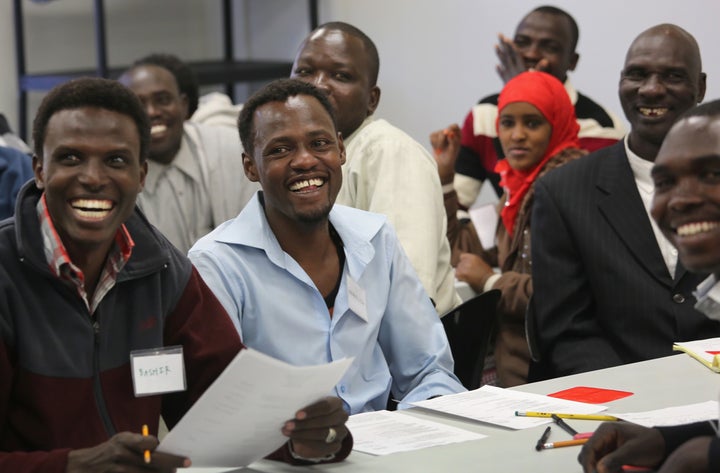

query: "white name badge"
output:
347 275 368 322
130 346 186 397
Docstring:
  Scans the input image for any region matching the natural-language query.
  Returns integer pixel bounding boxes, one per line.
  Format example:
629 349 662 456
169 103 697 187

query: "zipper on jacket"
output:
92 318 117 437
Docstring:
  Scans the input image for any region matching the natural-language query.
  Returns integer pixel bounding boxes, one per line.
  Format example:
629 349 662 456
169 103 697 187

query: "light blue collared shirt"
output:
189 192 465 414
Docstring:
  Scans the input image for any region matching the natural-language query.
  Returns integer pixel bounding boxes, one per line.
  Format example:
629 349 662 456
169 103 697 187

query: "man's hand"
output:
455 252 495 292
578 422 665 473
429 124 461 185
282 396 349 460
495 33 549 83
67 431 190 473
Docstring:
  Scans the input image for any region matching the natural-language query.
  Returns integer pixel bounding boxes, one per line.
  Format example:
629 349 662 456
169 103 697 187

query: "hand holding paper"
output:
282 396 349 460
157 348 353 467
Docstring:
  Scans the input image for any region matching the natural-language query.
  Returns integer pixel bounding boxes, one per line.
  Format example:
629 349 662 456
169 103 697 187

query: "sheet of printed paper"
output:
346 410 486 455
616 401 719 427
158 348 352 467
411 385 607 429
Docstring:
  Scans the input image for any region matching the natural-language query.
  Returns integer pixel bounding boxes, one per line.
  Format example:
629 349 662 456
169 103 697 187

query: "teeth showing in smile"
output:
71 199 113 220
676 221 719 237
639 107 668 117
289 178 325 192
151 124 167 135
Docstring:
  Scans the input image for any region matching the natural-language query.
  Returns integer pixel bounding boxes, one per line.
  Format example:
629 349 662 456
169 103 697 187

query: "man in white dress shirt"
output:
120 54 257 253
290 22 460 314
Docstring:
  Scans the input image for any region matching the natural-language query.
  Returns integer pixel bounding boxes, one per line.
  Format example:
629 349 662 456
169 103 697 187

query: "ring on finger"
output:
325 427 337 444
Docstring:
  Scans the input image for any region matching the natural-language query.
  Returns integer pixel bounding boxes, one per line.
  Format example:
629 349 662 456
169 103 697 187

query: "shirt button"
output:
672 293 685 304
340 385 346 393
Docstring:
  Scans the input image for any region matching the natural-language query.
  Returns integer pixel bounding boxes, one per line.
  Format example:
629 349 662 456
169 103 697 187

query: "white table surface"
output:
183 353 718 472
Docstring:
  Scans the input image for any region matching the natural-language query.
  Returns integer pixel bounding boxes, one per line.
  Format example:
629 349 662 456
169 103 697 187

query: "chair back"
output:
441 289 500 390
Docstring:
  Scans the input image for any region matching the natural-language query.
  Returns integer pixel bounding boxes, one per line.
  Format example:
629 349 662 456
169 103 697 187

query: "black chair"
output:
441 289 501 390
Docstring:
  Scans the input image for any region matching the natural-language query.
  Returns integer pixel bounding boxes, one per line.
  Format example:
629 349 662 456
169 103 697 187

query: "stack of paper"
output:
616 401 720 427
673 337 720 373
346 411 486 455
411 385 607 429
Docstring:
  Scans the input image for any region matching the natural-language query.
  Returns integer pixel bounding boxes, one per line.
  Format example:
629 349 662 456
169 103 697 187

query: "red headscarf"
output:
495 71 580 236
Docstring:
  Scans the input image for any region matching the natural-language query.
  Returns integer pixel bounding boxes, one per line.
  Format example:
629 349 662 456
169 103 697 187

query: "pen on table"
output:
515 411 619 421
142 424 151 464
535 426 552 452
551 413 578 436
541 438 589 449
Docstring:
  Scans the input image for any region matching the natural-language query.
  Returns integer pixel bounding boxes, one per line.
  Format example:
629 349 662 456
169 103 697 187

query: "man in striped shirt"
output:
454 5 625 206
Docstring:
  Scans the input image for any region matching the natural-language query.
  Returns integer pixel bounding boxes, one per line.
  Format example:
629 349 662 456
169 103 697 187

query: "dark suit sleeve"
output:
657 423 720 472
531 178 623 377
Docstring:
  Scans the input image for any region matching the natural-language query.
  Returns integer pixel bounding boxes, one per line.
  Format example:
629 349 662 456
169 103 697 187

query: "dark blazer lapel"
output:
595 144 673 287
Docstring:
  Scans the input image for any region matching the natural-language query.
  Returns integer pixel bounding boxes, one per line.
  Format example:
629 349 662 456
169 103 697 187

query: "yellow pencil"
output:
515 411 618 421
142 424 151 464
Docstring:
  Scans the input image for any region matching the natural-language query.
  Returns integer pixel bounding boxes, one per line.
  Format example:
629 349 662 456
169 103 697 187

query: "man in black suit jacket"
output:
529 23 720 379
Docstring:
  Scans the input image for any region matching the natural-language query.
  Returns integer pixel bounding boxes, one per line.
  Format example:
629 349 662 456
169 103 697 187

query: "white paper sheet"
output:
616 400 719 427
468 203 499 250
346 410 486 455
157 348 353 467
673 337 720 371
411 385 607 429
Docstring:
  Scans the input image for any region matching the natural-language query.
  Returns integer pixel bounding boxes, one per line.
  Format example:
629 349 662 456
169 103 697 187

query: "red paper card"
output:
547 386 633 404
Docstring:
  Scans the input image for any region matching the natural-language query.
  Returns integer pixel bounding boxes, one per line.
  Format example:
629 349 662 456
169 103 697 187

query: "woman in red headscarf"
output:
431 71 586 387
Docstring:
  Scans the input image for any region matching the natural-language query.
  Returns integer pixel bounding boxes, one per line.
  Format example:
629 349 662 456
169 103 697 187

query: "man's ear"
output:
568 52 579 72
697 72 707 103
179 93 190 119
32 155 45 189
242 152 260 182
337 132 346 165
367 85 381 116
138 160 148 192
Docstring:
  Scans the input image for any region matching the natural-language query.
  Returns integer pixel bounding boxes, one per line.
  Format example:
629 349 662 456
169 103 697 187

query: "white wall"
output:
1 0 718 150
318 0 720 149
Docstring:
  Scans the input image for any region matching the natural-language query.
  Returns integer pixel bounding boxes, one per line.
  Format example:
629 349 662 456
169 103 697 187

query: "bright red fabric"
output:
494 71 580 236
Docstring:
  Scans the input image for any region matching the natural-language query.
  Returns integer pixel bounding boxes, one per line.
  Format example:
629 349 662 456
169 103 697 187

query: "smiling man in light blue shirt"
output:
189 79 464 414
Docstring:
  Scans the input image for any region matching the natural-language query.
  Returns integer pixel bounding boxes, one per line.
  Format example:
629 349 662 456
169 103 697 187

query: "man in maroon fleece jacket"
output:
0 77 351 472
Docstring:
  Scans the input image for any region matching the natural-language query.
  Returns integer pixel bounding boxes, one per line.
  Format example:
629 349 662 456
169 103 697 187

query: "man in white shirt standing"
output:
120 54 257 253
290 22 460 314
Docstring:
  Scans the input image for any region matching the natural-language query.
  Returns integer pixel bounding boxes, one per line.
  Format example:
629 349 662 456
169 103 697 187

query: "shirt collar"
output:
694 274 720 321
624 135 655 195
344 116 375 144
143 127 203 193
214 191 384 279
36 193 135 311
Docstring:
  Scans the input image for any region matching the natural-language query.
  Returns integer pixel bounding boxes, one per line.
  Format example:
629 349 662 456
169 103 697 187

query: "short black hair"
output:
131 53 199 117
314 21 380 86
238 78 336 153
528 5 579 51
33 77 150 162
677 99 720 121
